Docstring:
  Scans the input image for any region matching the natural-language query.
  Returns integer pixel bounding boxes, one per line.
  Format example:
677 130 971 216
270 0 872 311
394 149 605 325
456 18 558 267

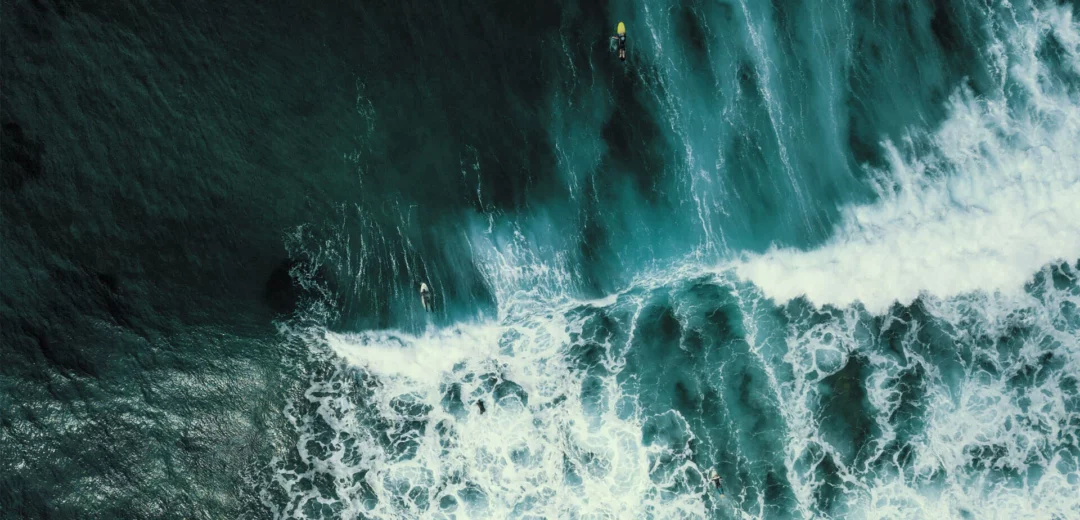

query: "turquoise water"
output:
2 0 1079 518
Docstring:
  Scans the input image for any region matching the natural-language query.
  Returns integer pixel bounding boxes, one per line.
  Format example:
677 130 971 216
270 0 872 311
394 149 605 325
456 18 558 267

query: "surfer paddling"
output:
420 282 434 312
709 469 724 497
611 22 627 61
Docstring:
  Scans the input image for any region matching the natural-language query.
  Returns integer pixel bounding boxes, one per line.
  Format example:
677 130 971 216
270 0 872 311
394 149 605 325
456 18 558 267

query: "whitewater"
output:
253 2 1080 519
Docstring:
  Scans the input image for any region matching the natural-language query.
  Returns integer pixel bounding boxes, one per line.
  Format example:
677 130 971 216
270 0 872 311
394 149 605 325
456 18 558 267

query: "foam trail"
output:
735 6 1080 314
260 251 1080 519
254 4 1080 520
269 309 712 518
259 235 720 519
854 281 1080 519
325 326 502 392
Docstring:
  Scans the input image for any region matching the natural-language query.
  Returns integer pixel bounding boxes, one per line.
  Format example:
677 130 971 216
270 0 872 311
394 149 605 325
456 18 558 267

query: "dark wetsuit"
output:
710 473 724 495
616 34 626 60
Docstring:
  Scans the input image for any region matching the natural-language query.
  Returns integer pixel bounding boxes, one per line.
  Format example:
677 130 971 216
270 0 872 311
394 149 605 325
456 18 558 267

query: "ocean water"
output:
2 0 1079 518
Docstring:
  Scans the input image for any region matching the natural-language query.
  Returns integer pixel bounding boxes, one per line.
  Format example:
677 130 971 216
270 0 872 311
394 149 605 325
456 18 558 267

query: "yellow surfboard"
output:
617 22 626 35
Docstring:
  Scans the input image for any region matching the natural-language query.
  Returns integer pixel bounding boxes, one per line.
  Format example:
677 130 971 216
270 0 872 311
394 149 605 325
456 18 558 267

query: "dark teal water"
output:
3 0 1079 518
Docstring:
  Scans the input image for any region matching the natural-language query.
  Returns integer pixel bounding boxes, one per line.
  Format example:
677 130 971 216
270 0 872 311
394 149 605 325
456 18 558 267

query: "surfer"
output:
709 469 725 497
476 400 486 414
420 282 434 312
611 22 627 61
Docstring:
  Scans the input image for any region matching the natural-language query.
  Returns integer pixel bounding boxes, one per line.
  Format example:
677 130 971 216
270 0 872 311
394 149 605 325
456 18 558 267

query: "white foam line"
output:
326 326 502 388
733 6 1080 314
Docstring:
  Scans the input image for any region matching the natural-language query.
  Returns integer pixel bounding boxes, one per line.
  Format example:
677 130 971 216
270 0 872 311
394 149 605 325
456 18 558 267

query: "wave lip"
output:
736 54 1080 314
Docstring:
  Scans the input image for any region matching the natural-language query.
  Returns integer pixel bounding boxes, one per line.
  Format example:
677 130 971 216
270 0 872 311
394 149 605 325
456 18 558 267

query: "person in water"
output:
611 24 627 61
709 469 725 497
476 400 486 414
420 282 434 312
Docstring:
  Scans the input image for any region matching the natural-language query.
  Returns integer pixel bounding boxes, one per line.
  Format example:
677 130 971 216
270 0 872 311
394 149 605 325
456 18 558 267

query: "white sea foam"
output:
261 5 1080 520
741 263 1080 520
263 231 716 519
272 302 712 519
854 283 1080 520
325 326 502 392
735 6 1080 314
